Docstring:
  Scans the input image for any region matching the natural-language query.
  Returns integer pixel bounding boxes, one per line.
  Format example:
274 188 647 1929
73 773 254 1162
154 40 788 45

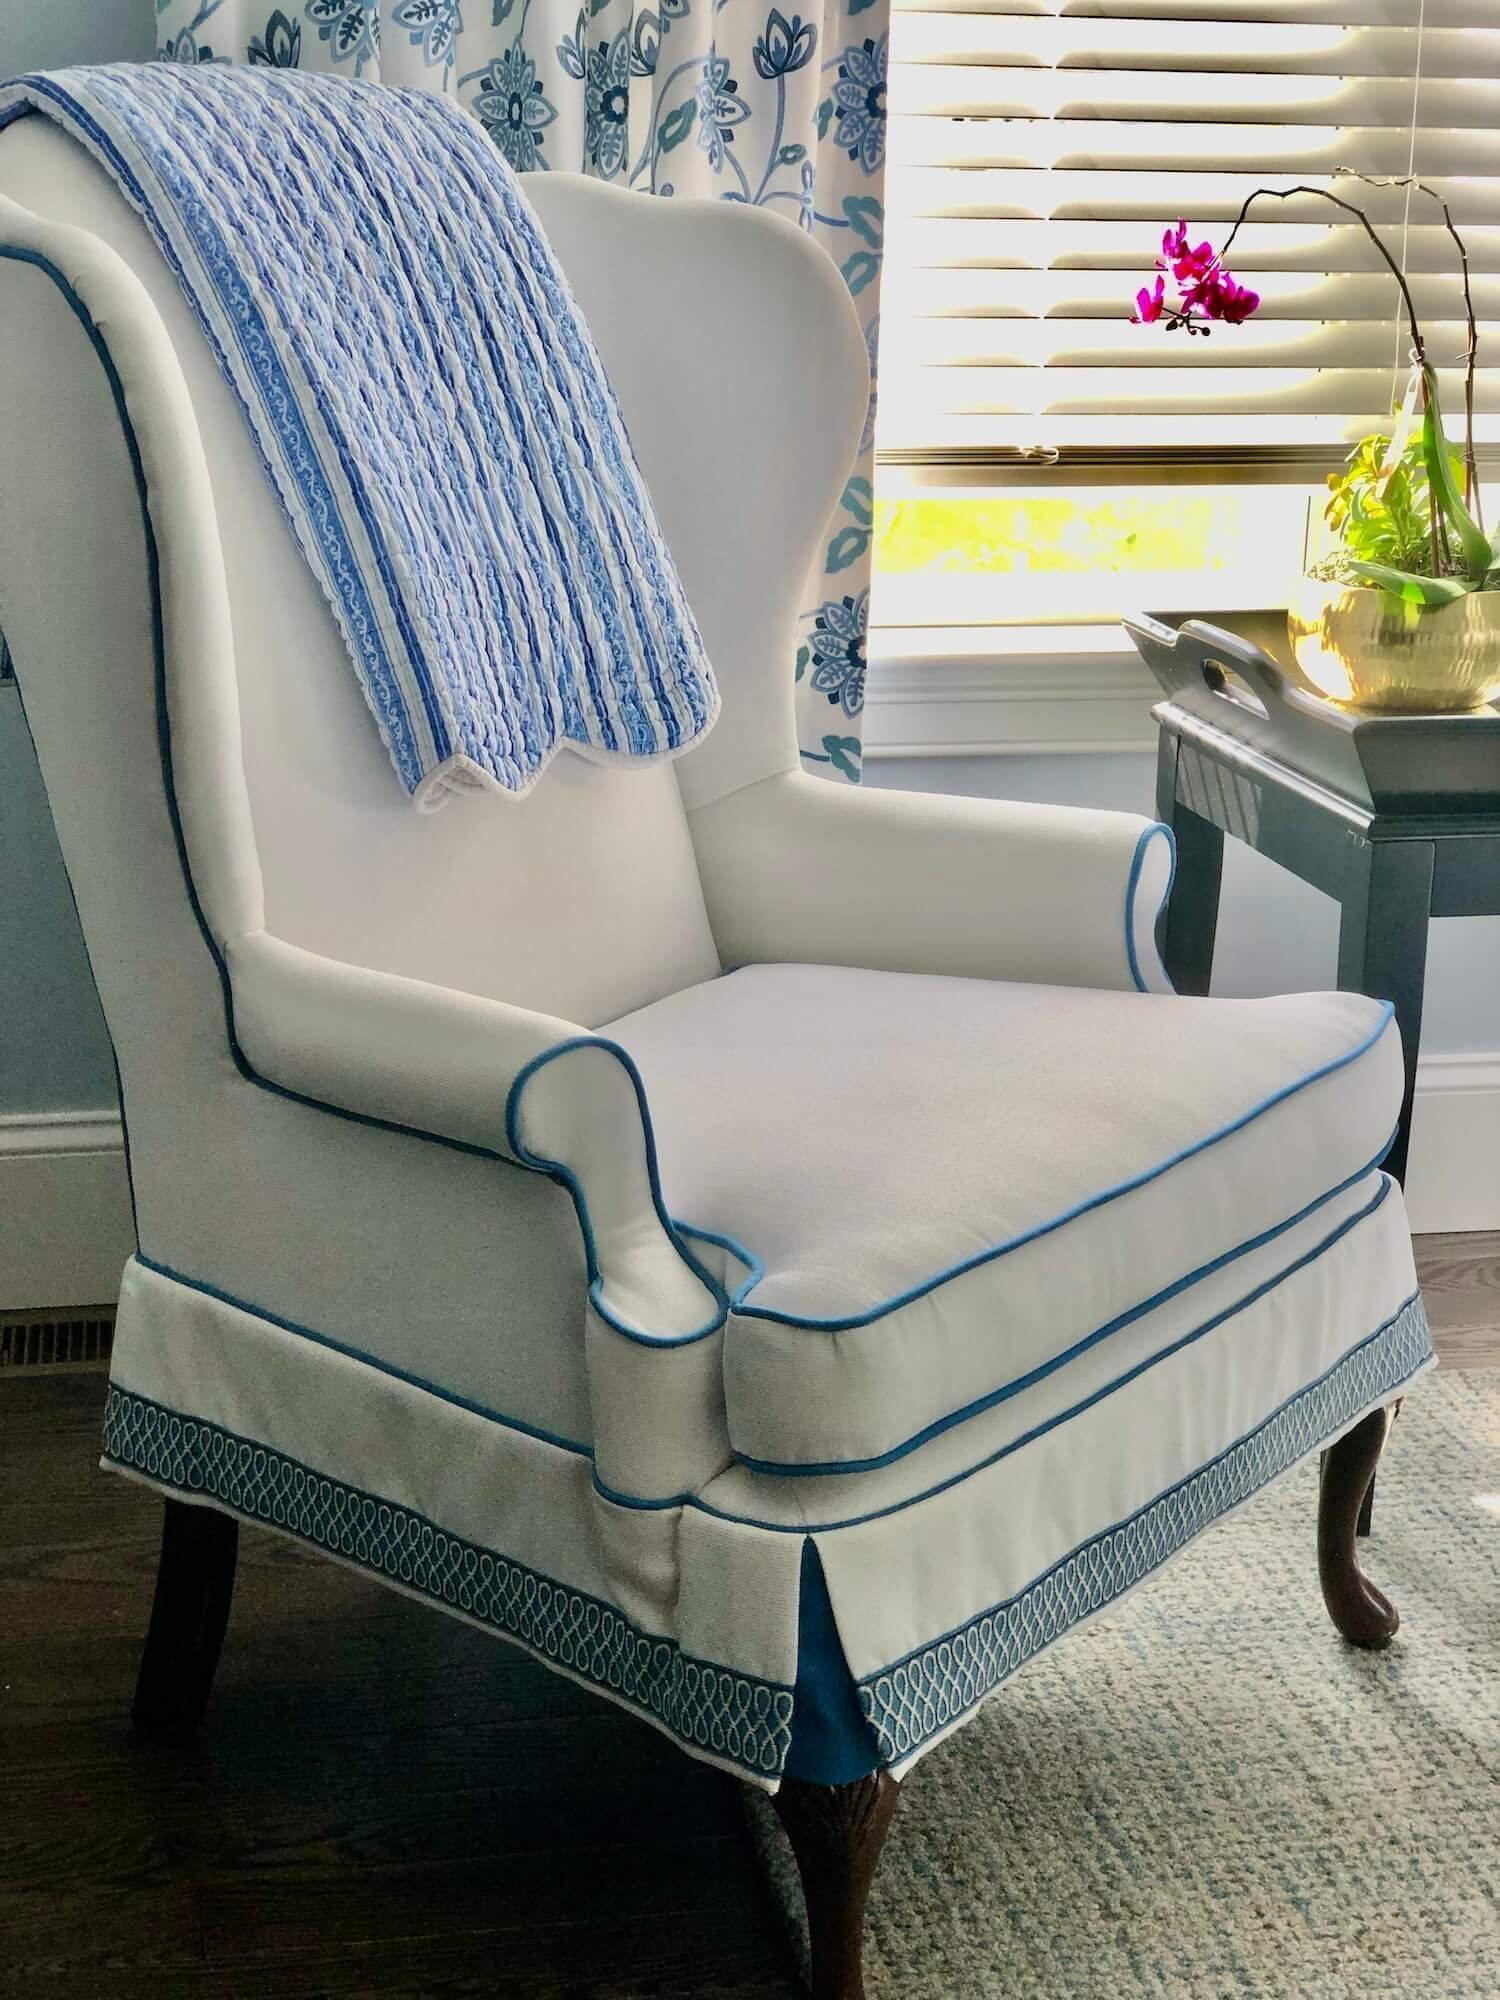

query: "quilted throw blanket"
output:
0 64 719 808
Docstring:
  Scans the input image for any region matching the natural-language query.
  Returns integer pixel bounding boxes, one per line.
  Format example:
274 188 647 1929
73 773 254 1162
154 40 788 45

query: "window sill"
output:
864 624 1159 761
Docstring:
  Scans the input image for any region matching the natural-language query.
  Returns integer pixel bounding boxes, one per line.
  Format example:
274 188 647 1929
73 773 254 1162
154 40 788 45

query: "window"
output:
874 0 1500 629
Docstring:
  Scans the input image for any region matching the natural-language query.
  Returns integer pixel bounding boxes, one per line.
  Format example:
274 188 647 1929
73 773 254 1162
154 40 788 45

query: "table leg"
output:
1156 737 1225 997
1335 839 1435 1188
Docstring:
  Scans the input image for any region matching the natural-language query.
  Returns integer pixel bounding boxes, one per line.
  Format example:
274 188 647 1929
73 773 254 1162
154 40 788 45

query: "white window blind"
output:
879 0 1500 468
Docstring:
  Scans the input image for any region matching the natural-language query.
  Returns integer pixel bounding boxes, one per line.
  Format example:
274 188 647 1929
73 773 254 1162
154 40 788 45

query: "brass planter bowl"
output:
1288 579 1500 714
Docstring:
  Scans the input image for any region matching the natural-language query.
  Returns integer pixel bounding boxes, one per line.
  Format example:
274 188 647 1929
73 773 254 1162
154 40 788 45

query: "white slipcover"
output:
0 103 1433 1791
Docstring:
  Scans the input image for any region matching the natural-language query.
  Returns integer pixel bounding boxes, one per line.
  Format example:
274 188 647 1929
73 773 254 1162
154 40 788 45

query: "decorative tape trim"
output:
855 1292 1433 1765
101 1385 794 1778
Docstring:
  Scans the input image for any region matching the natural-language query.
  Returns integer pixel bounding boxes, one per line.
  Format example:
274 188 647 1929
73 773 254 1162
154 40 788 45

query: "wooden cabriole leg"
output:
132 1497 239 1735
1318 1407 1399 1650
772 1772 900 2000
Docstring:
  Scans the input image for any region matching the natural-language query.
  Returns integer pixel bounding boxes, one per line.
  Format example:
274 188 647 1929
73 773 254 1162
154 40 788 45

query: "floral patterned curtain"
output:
153 0 886 781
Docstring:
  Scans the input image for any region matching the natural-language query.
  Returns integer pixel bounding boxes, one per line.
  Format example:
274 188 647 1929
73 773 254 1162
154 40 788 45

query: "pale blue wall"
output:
0 2 152 76
0 0 154 1111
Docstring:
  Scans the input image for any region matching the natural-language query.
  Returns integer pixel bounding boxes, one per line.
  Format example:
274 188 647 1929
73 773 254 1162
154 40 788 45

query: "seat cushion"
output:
599 964 1405 1473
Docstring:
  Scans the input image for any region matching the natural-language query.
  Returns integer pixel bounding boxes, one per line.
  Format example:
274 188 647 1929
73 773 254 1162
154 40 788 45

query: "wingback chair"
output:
0 106 1433 1999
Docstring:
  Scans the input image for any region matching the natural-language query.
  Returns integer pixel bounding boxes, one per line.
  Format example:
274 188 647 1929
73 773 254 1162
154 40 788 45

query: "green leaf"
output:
840 249 879 297
823 734 863 781
1348 559 1474 607
816 96 833 140
794 644 810 683
1421 367 1491 581
491 0 516 22
826 525 870 573
842 194 883 247
777 142 806 166
658 100 697 152
840 475 875 527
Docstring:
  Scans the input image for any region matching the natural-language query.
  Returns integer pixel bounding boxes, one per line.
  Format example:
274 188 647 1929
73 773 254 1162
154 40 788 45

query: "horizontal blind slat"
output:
890 1 1493 28
884 171 1500 226
885 216 1500 273
888 364 1500 413
885 118 1500 176
891 73 1489 130
892 19 1493 80
885 319 1500 368
891 268 1500 320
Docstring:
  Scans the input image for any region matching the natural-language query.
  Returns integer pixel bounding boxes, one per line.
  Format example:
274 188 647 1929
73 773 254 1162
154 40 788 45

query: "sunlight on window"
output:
871 483 1317 626
875 494 1234 579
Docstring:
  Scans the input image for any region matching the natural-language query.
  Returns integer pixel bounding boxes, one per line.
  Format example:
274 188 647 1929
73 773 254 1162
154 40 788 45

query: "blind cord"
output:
1390 0 1427 415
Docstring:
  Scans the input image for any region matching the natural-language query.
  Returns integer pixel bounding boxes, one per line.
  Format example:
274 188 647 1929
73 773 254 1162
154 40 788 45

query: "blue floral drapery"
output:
153 0 887 781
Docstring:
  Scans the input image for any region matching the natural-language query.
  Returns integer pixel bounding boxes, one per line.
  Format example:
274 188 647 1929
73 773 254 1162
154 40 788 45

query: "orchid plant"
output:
1132 182 1500 608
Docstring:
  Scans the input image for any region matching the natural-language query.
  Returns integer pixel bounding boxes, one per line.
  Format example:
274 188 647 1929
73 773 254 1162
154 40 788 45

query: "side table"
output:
1128 615 1500 1188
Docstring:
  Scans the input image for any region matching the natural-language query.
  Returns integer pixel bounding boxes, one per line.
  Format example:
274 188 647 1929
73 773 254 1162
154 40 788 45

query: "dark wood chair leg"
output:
132 1497 239 1735
772 1772 900 2000
1318 1407 1399 1650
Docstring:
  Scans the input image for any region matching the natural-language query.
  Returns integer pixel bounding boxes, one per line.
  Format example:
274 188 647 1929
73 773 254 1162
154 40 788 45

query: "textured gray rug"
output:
748 1370 1500 1997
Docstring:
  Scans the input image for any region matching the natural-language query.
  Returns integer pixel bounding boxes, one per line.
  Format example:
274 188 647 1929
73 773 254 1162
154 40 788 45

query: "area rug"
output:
747 1370 1500 1997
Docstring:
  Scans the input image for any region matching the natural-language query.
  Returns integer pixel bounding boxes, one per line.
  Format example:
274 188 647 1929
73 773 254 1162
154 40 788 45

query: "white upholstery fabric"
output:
690 769 1175 993
529 175 870 814
602 965 1405 1470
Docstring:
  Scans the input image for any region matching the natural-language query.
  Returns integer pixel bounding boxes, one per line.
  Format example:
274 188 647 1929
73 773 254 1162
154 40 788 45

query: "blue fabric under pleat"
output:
782 1538 884 1784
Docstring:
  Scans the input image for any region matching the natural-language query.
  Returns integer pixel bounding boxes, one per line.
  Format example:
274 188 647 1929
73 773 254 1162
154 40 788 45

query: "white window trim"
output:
864 624 1159 760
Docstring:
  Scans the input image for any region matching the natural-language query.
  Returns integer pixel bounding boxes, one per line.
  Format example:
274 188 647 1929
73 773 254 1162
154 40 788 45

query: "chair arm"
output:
223 931 722 1347
688 770 1176 994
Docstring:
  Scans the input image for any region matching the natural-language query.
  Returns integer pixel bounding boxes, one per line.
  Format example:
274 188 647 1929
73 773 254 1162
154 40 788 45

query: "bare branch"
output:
1336 170 1481 531
1214 185 1427 366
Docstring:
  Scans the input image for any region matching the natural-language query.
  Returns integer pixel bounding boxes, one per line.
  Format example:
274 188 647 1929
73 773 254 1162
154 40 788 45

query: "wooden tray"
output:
1126 612 1500 817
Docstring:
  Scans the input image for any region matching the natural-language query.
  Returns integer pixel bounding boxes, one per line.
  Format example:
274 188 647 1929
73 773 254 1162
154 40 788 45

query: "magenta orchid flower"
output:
1131 273 1166 325
1131 220 1261 335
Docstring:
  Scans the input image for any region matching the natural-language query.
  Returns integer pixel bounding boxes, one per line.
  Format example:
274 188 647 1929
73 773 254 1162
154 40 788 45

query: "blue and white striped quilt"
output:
0 63 720 807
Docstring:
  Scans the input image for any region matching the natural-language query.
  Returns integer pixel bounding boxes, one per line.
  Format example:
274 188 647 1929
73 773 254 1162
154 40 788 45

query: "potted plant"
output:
1132 183 1500 713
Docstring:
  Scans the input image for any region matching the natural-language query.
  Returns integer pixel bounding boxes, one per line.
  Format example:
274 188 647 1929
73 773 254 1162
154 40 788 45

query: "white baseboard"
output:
0 1110 135 1312
1 1064 1495 1315
864 635 1158 760
1403 1054 1500 1235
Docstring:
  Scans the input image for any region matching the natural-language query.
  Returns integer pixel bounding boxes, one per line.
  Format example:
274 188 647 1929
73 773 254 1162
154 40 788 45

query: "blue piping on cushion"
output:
783 1538 884 1785
0 243 719 1349
686 1181 1411 1535
505 1037 731 1344
728 999 1397 1332
1126 819 1176 994
130 1251 594 1459
677 1220 764 1293
734 1135 1397 1476
859 1285 1430 1693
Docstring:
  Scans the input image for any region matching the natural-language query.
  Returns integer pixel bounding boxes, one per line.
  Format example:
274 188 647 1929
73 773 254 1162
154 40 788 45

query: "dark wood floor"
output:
4 1236 1496 1999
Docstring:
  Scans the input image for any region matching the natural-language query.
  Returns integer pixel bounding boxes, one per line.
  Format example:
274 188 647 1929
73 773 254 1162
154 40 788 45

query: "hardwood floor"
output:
2 1235 1495 1999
